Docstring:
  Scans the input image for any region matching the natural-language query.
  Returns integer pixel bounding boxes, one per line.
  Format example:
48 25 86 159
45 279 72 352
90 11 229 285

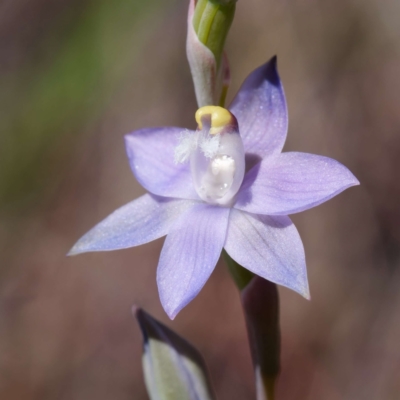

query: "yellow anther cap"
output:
195 106 233 134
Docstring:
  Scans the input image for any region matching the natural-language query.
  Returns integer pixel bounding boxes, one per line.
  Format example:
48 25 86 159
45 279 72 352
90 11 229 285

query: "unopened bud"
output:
187 0 236 107
192 0 236 67
133 306 216 400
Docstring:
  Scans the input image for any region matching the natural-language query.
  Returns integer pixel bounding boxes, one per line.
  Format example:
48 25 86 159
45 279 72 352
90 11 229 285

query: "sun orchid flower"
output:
69 57 359 319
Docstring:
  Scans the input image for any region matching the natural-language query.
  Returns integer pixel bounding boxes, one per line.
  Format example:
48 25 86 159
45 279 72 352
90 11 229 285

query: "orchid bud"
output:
193 0 236 67
187 0 236 107
134 307 216 400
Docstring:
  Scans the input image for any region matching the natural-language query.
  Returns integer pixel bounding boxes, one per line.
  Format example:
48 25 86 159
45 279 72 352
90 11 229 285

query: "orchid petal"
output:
229 56 288 159
157 203 230 319
235 152 359 215
125 127 198 200
224 209 310 299
68 194 193 255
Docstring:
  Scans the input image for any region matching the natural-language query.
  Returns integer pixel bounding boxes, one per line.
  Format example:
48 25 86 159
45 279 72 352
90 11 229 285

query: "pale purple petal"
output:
235 152 359 215
229 56 288 159
224 209 310 299
157 204 230 319
68 194 194 255
125 127 198 200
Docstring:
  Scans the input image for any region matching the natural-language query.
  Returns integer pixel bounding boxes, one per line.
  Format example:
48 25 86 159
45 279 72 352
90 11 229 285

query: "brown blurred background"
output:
1 0 400 399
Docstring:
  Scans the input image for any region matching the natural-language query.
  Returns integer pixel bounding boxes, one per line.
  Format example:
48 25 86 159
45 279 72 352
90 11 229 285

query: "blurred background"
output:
1 0 400 399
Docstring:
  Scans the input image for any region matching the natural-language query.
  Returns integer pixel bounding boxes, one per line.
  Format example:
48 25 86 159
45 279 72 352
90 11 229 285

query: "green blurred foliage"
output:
0 0 171 213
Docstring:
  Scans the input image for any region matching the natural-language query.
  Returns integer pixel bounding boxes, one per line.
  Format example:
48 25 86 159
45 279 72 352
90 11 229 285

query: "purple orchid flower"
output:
69 57 359 319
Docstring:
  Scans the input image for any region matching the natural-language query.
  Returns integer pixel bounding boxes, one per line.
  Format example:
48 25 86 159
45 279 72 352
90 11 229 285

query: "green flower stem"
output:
223 250 280 400
193 0 236 67
242 277 280 400
222 250 254 290
261 375 276 400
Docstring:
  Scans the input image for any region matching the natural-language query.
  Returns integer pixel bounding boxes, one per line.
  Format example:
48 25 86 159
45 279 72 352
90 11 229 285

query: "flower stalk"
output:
242 277 280 400
222 249 253 290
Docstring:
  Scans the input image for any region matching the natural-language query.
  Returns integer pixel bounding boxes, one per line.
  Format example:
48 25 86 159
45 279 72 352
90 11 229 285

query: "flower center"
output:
190 106 245 206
